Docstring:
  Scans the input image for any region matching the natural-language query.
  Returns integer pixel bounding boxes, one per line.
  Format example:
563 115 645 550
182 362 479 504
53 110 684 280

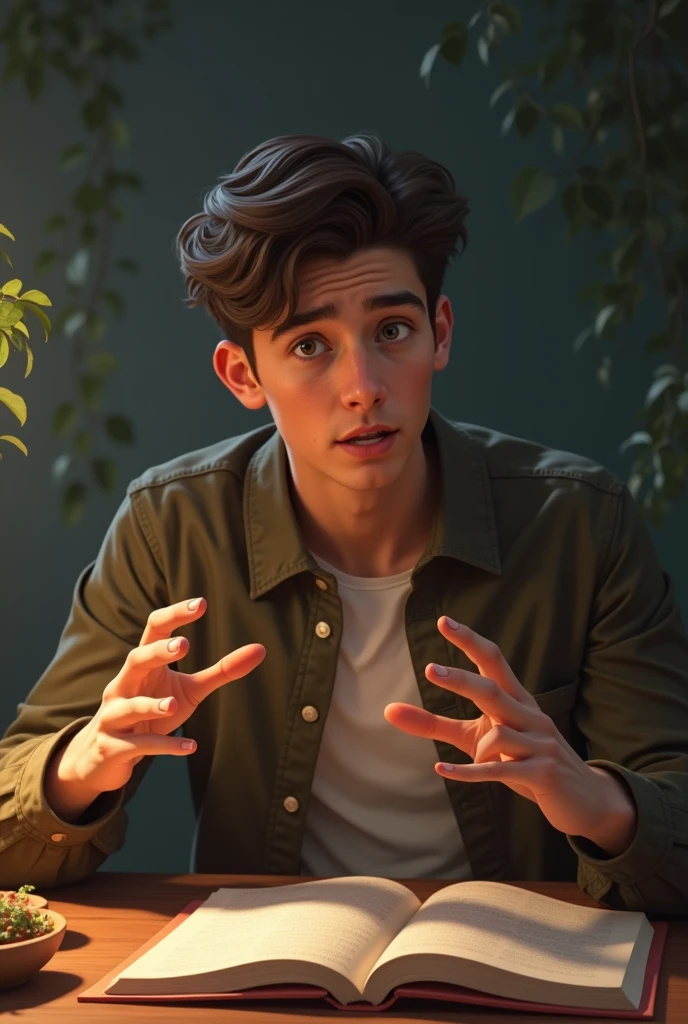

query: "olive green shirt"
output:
2 406 688 915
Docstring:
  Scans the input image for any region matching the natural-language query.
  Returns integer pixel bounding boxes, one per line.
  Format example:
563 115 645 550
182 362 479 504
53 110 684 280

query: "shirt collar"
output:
245 405 502 600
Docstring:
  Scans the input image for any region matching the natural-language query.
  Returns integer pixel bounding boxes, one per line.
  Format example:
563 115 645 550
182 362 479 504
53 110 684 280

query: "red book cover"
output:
78 898 667 1017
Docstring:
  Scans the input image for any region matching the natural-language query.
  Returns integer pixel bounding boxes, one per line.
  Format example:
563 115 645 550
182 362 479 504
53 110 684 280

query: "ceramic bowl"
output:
0 892 66 990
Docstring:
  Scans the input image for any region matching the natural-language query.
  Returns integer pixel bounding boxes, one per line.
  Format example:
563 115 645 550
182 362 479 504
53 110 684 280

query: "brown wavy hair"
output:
174 131 470 385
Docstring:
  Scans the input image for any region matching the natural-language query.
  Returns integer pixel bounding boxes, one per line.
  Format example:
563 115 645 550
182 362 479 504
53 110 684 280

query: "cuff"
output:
15 717 127 854
566 759 671 890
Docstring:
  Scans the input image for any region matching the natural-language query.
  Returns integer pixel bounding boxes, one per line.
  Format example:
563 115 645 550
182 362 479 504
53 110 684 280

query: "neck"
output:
289 437 440 578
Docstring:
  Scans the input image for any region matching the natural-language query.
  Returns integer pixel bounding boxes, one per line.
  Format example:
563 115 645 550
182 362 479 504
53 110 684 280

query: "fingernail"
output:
188 598 201 611
168 637 182 651
159 697 172 711
181 740 195 750
446 617 459 630
433 663 449 676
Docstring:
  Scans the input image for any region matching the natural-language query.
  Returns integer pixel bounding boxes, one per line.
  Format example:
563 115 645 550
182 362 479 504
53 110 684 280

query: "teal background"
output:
1 0 686 875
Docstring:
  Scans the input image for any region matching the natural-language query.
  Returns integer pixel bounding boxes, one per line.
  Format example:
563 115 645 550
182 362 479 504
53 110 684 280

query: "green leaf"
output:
44 213 67 233
0 386 27 425
645 376 675 406
551 124 564 154
0 434 28 456
62 481 87 528
18 288 51 306
539 45 569 86
92 456 117 492
115 257 139 273
101 288 125 318
86 312 107 341
74 430 93 456
105 413 135 444
64 311 87 338
0 248 13 269
677 390 688 413
73 182 104 217
439 22 467 65
52 452 72 483
619 430 652 454
646 331 672 353
0 224 16 241
65 248 91 287
659 0 684 16
87 351 118 374
111 119 131 148
572 325 593 352
59 144 87 171
510 168 557 224
490 79 515 107
596 355 612 388
580 183 614 222
490 2 522 34
0 300 23 329
52 401 79 436
0 333 8 367
595 304 618 337
514 100 539 137
419 43 441 88
80 222 98 245
78 375 104 411
34 249 58 275
612 234 643 278
501 108 517 136
477 32 490 65
547 103 584 129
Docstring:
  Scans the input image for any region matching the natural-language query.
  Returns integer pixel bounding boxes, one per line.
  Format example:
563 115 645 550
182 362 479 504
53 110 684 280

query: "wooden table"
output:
2 873 686 1022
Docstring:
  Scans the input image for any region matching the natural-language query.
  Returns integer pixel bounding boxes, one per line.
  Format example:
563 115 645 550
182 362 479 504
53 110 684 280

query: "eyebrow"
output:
269 289 427 343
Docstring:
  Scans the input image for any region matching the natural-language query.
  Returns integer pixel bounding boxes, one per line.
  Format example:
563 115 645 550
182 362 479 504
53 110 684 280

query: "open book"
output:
95 876 660 1013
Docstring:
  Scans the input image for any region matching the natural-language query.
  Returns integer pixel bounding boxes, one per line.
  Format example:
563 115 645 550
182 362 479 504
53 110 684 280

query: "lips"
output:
337 429 397 444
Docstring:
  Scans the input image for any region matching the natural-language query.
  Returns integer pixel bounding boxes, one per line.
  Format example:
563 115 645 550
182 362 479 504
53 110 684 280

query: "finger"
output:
139 597 207 648
117 636 190 689
425 663 545 732
437 617 539 709
383 702 476 757
473 724 556 765
100 694 179 731
435 755 554 785
186 642 266 701
93 731 197 762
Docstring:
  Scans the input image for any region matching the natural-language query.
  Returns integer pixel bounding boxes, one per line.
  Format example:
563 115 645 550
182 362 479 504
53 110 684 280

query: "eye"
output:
288 320 415 362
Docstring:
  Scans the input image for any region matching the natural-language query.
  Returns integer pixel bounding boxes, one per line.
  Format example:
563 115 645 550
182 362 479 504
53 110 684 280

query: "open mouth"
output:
337 430 398 446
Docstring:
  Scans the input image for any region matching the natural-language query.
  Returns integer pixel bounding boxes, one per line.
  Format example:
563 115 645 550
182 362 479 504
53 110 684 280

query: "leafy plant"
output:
0 224 53 460
421 0 688 527
0 885 54 944
0 0 174 526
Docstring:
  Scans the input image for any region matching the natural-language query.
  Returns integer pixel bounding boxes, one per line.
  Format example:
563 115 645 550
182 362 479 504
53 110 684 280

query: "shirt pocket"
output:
533 678 580 745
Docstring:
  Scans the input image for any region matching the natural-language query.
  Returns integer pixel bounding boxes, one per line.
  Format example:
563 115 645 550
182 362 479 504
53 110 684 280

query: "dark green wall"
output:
2 0 686 875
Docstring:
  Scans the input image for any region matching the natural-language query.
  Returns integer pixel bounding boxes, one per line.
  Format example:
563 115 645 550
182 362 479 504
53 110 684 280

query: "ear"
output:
213 340 266 410
433 295 453 371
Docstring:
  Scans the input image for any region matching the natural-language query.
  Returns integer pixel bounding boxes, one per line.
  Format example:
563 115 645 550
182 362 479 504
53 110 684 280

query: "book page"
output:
368 880 644 989
115 876 420 991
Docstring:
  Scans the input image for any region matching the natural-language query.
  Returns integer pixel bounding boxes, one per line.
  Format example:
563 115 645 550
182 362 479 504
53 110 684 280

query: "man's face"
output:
215 245 452 495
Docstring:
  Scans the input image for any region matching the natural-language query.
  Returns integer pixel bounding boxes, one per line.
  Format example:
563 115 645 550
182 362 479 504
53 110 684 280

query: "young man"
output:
1 133 687 916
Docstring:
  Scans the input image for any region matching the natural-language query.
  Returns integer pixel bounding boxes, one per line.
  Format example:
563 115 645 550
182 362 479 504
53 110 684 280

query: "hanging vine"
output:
0 0 173 525
421 0 688 526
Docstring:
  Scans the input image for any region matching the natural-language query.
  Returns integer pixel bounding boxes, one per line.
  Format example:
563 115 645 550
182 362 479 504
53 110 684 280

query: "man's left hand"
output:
383 616 636 843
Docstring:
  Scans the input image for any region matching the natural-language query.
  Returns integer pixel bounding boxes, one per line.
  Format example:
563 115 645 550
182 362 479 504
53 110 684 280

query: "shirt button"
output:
51 833 67 842
315 578 328 590
315 621 331 638
283 796 300 813
301 705 319 722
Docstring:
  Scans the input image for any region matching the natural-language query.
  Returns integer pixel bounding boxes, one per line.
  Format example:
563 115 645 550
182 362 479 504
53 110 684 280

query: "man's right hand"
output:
45 597 266 809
